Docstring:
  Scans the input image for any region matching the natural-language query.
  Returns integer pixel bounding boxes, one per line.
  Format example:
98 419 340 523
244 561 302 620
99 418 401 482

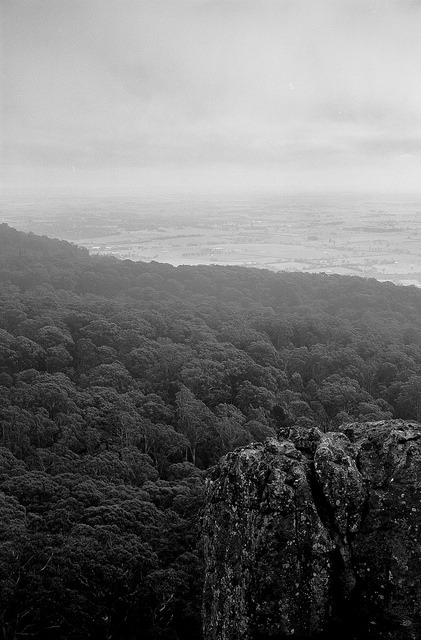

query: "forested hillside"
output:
1 223 421 639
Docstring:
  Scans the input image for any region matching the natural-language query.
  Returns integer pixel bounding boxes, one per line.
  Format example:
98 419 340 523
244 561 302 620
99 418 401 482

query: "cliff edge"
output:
202 420 421 639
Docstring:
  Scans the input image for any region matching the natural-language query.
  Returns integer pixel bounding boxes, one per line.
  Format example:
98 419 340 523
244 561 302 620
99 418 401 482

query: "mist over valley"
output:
2 192 421 288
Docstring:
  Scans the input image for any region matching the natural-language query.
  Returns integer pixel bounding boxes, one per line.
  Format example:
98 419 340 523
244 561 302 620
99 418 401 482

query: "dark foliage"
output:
1 224 421 638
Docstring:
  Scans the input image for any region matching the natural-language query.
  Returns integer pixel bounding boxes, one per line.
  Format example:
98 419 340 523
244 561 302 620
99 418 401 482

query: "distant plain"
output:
2 193 421 287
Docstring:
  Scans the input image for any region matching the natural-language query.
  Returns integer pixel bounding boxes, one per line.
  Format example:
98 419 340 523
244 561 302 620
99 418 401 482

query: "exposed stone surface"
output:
202 420 421 639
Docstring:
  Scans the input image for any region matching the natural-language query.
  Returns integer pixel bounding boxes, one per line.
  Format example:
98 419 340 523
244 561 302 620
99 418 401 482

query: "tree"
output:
45 346 72 374
175 386 216 466
246 340 279 367
85 362 133 393
316 375 371 422
0 490 29 640
35 325 73 350
141 423 188 473
10 336 45 372
396 375 421 421
79 319 119 348
214 404 250 453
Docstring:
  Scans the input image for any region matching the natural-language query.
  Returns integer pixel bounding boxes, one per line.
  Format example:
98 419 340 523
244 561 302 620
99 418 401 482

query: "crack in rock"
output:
202 420 421 640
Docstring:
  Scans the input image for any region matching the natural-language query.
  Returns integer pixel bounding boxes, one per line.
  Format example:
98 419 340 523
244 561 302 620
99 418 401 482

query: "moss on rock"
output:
203 420 421 639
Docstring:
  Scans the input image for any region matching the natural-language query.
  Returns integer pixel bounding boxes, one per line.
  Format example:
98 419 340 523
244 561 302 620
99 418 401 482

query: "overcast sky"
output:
2 0 421 195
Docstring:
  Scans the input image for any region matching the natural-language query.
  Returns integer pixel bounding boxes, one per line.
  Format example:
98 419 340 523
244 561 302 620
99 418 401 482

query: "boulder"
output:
202 420 421 639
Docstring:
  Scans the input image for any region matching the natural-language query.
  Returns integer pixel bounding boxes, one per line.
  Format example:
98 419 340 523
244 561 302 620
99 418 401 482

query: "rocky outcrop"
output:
202 420 421 639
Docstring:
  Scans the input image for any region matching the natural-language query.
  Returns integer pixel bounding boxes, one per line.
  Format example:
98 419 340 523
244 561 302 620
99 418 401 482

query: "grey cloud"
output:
354 135 421 156
3 0 421 193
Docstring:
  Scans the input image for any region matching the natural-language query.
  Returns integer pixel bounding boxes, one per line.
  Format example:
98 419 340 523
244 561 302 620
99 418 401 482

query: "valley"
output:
2 192 421 287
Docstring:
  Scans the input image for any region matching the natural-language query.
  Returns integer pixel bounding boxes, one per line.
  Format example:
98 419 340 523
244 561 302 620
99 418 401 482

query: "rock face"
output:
202 420 421 639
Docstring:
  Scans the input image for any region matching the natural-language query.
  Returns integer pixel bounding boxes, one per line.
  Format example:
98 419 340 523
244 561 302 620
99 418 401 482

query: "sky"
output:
2 0 421 196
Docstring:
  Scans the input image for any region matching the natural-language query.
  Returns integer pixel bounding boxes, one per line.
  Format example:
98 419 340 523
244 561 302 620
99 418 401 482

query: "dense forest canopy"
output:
1 223 421 639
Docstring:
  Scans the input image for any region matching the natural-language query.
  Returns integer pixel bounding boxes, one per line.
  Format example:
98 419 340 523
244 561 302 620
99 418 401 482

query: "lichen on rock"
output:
202 420 421 639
